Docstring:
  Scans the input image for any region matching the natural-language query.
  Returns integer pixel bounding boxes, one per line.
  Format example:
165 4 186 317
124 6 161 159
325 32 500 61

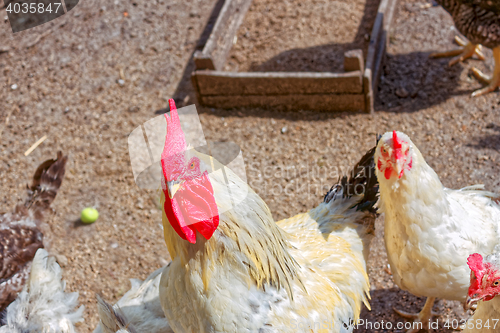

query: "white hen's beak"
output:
394 159 405 178
167 180 182 199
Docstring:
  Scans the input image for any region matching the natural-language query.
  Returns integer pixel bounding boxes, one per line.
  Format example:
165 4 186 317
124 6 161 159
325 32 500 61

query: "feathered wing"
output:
94 266 173 333
276 146 378 324
0 248 84 333
0 152 67 311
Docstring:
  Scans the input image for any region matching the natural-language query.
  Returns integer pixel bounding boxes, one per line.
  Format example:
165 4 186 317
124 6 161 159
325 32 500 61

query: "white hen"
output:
375 130 500 332
0 248 84 333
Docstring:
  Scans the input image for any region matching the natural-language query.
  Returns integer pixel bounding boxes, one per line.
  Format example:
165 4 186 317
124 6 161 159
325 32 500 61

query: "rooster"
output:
430 0 500 96
375 130 500 332
463 250 500 333
0 151 67 312
0 248 84 333
156 100 378 332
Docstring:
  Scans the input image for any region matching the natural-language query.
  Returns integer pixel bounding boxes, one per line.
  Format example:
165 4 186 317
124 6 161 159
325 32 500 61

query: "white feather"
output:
0 248 84 333
94 267 173 333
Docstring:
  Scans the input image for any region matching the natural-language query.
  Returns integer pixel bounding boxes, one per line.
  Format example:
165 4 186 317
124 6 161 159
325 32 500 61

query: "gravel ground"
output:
224 0 380 72
1 0 500 332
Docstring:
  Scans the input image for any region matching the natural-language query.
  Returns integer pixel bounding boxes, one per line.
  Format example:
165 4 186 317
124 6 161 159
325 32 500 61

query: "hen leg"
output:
430 36 485 66
470 46 500 97
394 297 438 333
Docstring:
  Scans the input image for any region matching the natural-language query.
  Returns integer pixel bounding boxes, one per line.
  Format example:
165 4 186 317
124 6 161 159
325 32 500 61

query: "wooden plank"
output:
372 30 387 94
193 51 216 70
199 94 366 112
370 0 397 95
195 0 253 71
191 71 202 105
363 69 373 114
344 49 364 73
193 70 363 95
365 0 387 73
363 0 397 113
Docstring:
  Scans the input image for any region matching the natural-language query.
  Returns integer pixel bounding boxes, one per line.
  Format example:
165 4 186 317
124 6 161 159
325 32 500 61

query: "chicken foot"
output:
430 36 485 66
470 46 500 97
393 297 438 333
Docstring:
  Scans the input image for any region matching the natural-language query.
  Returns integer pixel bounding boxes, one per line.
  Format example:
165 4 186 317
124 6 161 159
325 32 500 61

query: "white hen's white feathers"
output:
375 131 500 302
94 267 173 333
0 248 84 333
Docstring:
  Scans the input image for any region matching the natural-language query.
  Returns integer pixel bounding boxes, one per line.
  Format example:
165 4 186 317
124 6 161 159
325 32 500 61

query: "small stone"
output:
110 243 119 249
395 87 409 98
10 84 18 90
55 254 68 267
117 79 125 86
64 107 70 113
281 126 287 134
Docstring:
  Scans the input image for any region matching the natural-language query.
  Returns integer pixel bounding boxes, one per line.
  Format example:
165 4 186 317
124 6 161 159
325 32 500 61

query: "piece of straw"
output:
24 135 47 156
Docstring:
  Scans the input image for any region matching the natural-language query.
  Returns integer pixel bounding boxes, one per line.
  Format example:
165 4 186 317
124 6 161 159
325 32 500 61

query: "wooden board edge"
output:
198 94 366 112
193 70 364 95
193 70 363 79
197 0 253 71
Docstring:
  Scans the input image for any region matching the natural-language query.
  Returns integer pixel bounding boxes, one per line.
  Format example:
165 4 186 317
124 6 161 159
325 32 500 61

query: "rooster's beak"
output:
167 180 182 199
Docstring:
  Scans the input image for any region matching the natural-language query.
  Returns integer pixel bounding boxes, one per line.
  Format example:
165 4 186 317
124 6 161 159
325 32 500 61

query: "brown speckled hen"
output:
430 0 500 96
0 152 67 312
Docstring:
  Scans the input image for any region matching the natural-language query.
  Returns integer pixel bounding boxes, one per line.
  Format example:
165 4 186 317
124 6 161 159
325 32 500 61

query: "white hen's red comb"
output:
393 131 402 150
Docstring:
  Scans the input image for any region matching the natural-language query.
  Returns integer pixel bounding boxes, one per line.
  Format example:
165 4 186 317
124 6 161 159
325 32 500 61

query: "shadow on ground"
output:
356 288 466 333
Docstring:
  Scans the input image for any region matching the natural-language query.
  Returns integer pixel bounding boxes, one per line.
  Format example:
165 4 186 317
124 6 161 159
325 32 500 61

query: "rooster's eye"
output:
190 162 195 169
493 280 499 287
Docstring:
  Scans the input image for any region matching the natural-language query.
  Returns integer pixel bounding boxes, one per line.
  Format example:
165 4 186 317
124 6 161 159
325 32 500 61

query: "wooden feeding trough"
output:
191 0 397 113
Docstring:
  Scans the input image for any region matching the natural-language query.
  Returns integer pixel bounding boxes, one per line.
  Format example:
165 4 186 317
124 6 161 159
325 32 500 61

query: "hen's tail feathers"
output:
0 248 84 333
96 295 138 333
14 152 67 222
324 146 379 215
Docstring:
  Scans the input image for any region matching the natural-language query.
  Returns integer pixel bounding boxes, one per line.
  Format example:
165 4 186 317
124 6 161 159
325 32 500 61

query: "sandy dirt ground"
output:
224 0 380 73
1 0 500 332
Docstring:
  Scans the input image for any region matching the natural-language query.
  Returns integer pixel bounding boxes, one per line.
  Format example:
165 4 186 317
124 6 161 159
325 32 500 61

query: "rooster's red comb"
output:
468 253 485 273
393 131 402 150
162 99 186 160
